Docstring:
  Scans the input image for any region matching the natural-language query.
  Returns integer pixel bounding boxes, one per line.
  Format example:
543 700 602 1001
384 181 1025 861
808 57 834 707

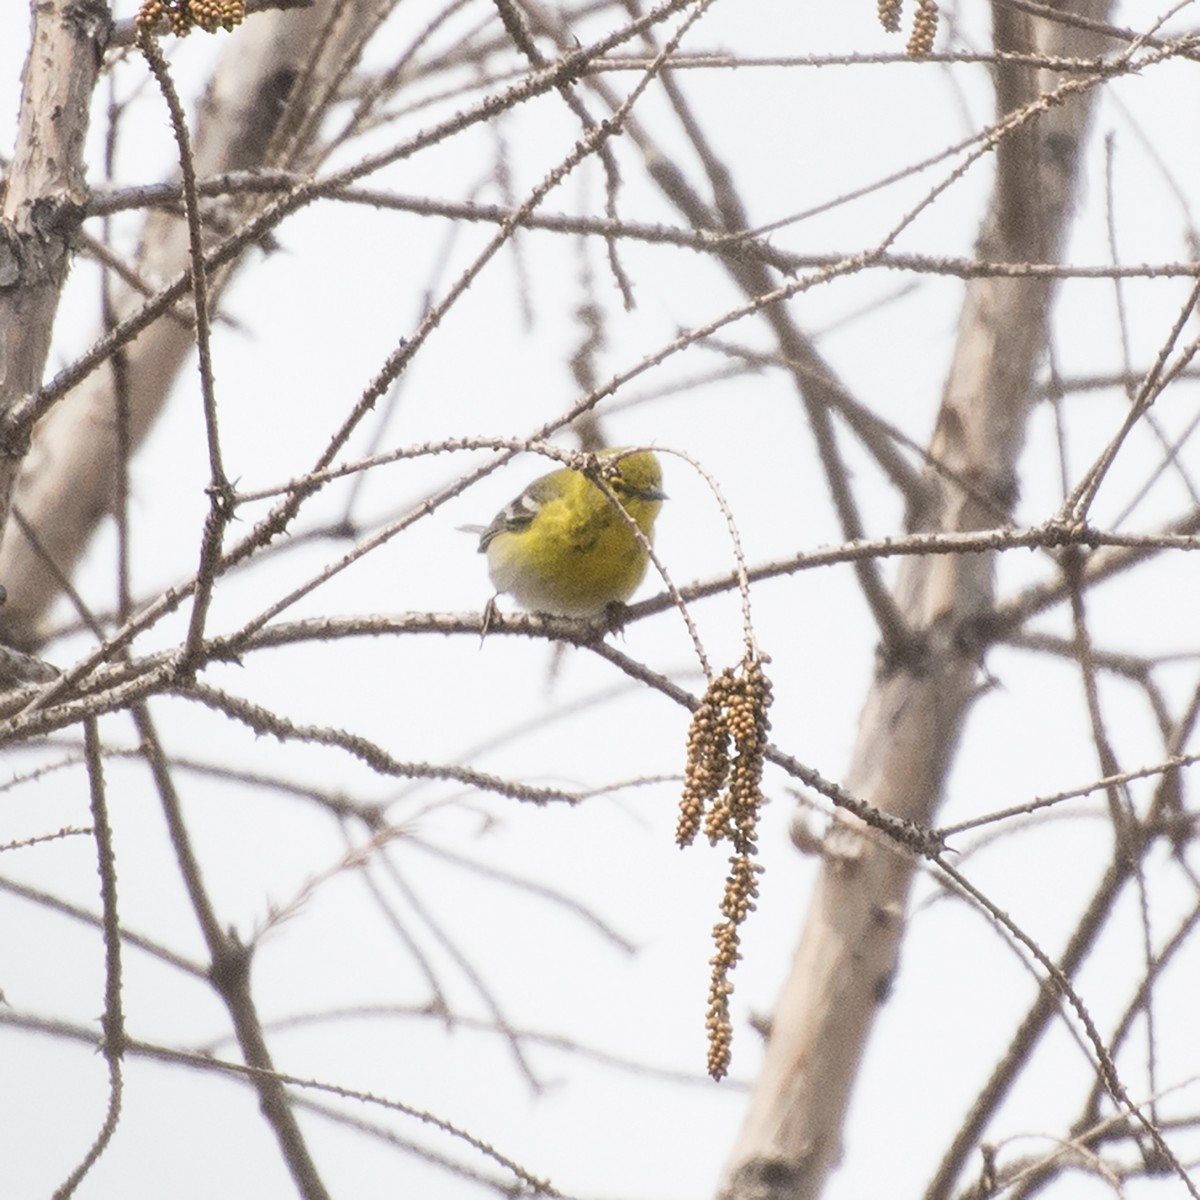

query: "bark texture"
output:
0 0 108 537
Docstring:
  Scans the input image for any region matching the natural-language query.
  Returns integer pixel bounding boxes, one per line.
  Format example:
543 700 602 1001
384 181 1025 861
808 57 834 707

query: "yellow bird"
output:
478 449 666 618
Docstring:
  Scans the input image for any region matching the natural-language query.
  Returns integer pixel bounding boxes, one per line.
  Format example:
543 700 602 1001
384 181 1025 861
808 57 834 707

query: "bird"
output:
477 449 666 619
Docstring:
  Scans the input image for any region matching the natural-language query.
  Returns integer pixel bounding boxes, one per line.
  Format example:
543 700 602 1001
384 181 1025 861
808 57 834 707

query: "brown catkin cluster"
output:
137 0 245 35
678 655 773 1079
906 0 938 55
716 656 771 852
678 672 736 847
874 0 938 56
705 934 735 1078
707 853 764 1079
877 0 902 33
